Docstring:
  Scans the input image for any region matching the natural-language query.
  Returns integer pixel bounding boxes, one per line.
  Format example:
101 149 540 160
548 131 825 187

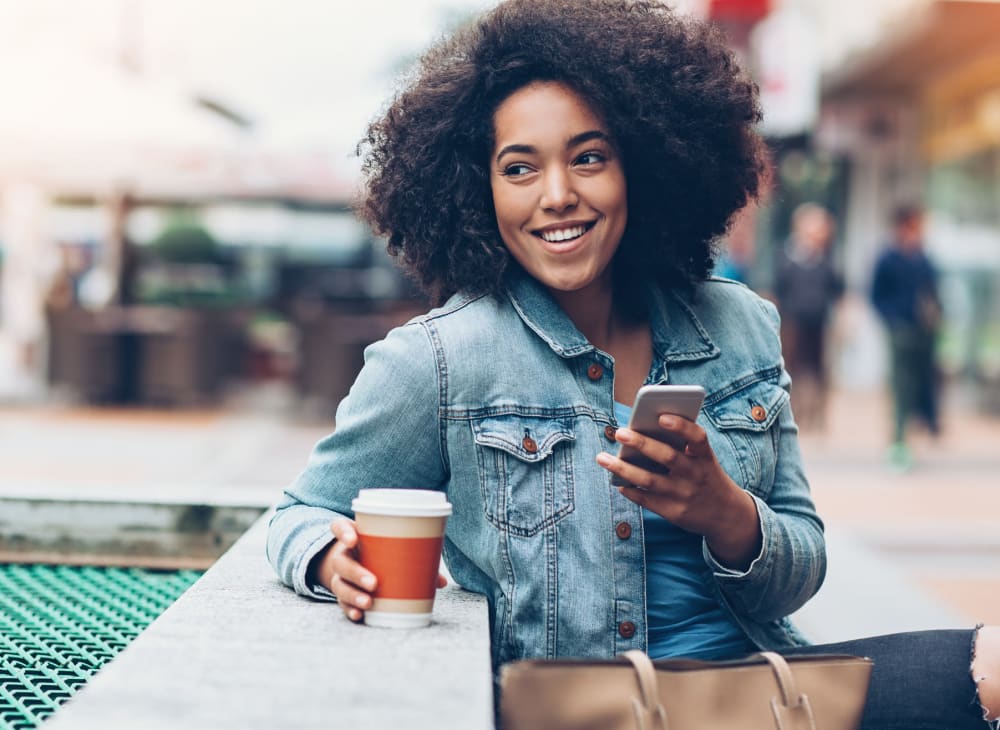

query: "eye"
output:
574 150 607 166
500 162 534 177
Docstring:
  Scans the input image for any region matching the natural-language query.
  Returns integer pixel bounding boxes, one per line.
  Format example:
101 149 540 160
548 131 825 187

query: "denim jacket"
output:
267 272 825 669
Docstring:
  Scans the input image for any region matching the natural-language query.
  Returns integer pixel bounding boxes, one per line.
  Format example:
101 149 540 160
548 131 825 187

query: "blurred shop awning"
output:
0 47 251 199
823 0 1000 98
0 47 355 203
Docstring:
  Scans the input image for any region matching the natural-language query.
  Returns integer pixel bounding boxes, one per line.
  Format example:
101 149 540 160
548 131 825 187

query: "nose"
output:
539 169 578 212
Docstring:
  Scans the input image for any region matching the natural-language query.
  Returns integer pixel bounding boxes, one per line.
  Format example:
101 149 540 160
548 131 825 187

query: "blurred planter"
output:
245 313 297 381
138 308 245 406
45 305 247 406
293 301 425 415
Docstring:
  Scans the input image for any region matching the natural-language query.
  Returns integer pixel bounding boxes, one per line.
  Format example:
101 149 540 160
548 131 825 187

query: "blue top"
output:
614 401 758 660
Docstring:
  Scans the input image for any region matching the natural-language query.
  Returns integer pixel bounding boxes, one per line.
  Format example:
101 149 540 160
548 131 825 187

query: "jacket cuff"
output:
295 528 338 601
703 492 768 579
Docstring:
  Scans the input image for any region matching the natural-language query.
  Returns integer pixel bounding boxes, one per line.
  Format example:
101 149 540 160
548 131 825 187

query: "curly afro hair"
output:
359 0 765 306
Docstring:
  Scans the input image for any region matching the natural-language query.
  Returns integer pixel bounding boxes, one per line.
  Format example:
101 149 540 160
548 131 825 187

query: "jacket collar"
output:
504 269 720 365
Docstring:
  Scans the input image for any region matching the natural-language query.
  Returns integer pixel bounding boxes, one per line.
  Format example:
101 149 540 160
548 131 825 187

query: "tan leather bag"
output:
500 651 873 730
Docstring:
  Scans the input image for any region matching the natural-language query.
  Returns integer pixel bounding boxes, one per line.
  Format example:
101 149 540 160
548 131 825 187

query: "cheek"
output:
589 170 627 219
490 182 512 224
489 179 503 221
492 187 532 238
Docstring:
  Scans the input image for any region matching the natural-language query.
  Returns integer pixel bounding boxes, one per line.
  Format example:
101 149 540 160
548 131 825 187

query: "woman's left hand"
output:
596 414 762 571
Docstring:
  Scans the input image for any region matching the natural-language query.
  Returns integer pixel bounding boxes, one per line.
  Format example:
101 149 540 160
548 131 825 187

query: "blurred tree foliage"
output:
150 216 220 264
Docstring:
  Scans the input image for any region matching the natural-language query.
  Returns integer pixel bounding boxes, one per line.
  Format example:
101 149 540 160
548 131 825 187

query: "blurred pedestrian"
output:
871 204 942 470
774 202 843 430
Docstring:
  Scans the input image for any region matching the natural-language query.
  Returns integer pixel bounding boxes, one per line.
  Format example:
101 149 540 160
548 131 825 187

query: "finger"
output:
658 416 712 458
331 572 374 612
614 427 682 470
330 518 359 547
329 541 378 594
345 607 364 622
436 573 449 589
596 451 668 491
618 485 654 510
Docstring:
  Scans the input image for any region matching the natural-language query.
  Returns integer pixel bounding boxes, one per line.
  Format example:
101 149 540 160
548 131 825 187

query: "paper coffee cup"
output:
351 489 452 628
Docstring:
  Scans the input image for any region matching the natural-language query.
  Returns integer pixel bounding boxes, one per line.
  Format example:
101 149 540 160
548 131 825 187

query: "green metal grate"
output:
0 564 201 730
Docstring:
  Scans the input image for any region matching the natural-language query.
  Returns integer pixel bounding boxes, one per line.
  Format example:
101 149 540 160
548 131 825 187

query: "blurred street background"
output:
2 0 1000 631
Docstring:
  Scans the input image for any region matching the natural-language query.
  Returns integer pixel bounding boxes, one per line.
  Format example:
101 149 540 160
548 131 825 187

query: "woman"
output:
267 1 998 726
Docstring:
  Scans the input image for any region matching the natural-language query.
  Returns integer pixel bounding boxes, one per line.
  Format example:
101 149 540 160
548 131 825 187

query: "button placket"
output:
610 499 643 652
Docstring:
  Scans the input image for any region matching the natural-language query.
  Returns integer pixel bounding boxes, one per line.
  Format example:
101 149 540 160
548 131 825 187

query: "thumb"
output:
436 573 449 589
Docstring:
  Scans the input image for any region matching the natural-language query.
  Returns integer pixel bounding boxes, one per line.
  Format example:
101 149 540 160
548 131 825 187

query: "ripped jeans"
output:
783 628 996 729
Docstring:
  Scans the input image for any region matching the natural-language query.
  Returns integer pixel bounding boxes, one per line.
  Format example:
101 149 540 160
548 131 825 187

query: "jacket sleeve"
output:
703 296 827 621
266 320 447 600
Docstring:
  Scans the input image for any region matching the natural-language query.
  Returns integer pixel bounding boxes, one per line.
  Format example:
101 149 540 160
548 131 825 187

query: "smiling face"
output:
490 81 627 301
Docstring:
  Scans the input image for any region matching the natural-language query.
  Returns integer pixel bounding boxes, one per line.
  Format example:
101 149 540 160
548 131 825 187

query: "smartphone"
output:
610 384 706 487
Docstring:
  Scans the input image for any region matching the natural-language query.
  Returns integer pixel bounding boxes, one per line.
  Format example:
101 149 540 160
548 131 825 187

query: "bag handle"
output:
756 652 817 730
623 651 818 730
622 650 670 730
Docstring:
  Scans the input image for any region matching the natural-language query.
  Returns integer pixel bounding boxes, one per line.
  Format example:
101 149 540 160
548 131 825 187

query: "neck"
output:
550 280 617 351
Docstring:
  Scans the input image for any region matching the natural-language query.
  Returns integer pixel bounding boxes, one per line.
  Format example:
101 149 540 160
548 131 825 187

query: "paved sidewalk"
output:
2 381 998 639
0 384 328 507
793 385 1000 639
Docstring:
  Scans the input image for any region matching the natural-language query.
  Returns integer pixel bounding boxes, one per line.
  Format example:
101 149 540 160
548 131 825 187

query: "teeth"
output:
540 225 586 243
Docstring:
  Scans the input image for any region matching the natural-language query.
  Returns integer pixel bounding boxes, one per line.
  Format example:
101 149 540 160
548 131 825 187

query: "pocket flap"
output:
703 380 788 433
472 416 576 463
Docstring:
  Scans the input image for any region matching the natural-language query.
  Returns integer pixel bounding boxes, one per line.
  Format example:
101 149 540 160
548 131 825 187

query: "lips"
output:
533 221 597 243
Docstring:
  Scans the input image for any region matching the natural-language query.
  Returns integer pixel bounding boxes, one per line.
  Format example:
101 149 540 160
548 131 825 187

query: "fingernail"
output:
356 595 370 608
596 453 614 467
361 575 376 590
616 428 634 442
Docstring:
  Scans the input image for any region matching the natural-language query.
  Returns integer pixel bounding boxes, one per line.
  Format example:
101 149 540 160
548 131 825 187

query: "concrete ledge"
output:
44 511 495 730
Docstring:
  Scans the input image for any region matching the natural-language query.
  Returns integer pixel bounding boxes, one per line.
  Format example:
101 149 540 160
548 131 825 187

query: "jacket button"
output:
615 522 632 540
750 405 767 422
604 425 617 442
618 621 636 639
522 436 538 454
587 363 604 381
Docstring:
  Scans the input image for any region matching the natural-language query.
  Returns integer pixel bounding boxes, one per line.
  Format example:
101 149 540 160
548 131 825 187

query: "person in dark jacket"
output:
871 204 942 469
774 203 844 430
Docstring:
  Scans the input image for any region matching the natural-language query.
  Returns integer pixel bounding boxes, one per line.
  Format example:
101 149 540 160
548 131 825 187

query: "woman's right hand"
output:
313 518 449 623
315 519 378 622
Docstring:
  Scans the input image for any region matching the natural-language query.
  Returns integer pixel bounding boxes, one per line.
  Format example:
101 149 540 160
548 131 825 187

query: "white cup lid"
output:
352 488 453 517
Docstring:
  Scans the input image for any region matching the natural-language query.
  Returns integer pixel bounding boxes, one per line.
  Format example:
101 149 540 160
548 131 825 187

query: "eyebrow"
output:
494 130 612 164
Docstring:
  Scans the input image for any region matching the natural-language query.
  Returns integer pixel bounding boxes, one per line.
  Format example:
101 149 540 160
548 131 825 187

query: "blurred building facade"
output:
710 0 1000 401
817 0 1000 396
3 0 999 409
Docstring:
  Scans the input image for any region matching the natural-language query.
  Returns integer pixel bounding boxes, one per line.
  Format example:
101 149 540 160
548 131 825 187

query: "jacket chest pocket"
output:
471 415 576 537
702 380 789 498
